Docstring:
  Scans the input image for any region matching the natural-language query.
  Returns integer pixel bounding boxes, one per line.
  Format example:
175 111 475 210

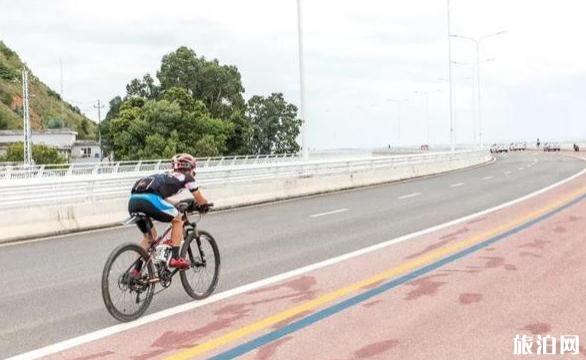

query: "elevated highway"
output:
1 152 584 358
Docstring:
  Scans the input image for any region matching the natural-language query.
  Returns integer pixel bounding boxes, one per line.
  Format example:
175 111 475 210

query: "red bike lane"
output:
37 168 585 360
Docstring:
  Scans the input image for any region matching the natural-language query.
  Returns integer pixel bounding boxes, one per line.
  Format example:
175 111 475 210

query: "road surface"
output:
0 152 584 358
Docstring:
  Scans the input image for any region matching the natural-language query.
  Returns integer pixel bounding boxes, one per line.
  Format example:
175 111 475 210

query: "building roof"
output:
73 140 100 146
0 128 78 136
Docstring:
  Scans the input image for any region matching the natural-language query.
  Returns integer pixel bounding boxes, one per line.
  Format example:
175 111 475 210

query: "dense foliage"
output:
102 46 301 159
0 142 66 164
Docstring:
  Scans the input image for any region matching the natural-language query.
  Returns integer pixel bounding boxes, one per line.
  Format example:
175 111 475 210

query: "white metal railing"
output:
0 150 489 210
0 153 300 180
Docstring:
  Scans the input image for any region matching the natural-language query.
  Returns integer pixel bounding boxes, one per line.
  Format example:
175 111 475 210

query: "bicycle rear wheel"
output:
101 243 155 322
180 230 220 299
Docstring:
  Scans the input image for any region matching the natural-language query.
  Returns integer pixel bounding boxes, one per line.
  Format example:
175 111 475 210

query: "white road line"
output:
398 192 421 200
310 208 349 218
450 182 465 188
0 224 134 249
7 168 586 360
519 167 525 170
504 170 512 175
482 176 494 180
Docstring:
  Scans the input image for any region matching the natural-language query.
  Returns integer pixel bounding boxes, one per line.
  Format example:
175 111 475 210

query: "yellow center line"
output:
166 186 586 360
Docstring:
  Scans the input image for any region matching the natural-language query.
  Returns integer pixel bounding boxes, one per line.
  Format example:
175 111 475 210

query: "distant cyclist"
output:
128 153 209 275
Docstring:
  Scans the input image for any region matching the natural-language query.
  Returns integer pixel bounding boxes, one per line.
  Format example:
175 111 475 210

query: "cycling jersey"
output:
131 172 199 199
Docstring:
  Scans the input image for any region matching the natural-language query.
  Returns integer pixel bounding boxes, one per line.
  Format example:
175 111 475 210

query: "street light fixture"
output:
450 31 507 150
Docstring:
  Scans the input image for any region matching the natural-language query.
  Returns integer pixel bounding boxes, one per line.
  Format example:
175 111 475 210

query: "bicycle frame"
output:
136 212 203 285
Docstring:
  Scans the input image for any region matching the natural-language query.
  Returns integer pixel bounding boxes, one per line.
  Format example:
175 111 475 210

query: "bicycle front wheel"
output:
101 243 155 322
180 230 221 299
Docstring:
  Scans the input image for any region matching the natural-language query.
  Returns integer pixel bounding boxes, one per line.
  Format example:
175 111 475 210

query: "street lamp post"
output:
446 0 455 152
296 0 309 161
450 31 506 150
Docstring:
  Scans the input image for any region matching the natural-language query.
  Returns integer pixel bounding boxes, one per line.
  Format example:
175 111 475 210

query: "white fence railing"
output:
0 153 300 181
0 150 489 210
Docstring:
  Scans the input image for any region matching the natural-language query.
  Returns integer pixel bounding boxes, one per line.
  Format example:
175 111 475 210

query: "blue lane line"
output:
210 193 585 360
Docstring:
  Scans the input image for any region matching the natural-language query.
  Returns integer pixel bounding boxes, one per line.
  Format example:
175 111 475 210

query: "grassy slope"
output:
0 40 96 139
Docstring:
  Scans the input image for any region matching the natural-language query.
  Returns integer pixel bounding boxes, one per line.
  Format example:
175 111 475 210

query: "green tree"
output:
0 142 66 164
225 110 251 155
157 47 245 119
109 98 232 160
46 117 64 129
246 93 302 154
105 96 123 121
126 74 160 99
99 96 123 157
105 46 302 159
79 118 91 138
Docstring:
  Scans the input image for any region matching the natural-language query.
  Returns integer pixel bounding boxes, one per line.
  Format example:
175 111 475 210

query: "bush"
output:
0 142 66 164
46 117 64 129
0 113 8 130
0 62 16 81
0 90 11 106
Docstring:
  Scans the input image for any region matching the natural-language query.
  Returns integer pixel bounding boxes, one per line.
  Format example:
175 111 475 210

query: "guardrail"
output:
0 153 300 180
0 150 489 210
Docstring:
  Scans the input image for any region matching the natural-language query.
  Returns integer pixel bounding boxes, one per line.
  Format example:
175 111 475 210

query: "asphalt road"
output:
0 152 583 358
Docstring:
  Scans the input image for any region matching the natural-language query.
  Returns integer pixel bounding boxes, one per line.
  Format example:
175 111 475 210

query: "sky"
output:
1 0 585 149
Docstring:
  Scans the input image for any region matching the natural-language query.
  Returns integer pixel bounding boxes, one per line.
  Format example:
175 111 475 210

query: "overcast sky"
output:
1 0 585 149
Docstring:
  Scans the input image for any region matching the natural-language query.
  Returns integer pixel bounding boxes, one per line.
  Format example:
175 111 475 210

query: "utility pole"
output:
94 99 105 161
296 0 309 161
21 68 33 165
59 57 64 123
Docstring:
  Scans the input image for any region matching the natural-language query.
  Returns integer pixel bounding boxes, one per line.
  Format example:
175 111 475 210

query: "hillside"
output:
0 40 96 138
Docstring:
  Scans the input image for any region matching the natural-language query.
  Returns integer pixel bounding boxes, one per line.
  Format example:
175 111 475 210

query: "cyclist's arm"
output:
193 190 207 205
184 175 207 205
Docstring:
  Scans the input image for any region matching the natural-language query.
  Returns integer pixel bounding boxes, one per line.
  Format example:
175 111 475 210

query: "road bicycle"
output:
101 200 220 322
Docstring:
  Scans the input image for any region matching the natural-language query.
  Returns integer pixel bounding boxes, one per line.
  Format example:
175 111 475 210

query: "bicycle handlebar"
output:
195 202 214 212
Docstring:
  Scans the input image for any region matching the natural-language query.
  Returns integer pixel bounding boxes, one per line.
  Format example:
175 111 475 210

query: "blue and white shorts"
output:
128 193 179 233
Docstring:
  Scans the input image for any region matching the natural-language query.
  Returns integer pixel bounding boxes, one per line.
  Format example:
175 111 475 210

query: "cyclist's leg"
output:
129 194 187 266
139 195 181 252
129 195 157 250
138 218 157 251
170 214 184 254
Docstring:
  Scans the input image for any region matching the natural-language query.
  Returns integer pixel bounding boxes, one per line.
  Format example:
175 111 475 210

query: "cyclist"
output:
128 153 209 275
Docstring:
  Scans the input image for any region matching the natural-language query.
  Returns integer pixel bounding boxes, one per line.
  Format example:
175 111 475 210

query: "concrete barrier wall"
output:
0 153 491 243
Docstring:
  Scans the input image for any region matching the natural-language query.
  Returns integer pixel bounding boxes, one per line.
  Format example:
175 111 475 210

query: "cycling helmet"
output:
171 153 196 173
